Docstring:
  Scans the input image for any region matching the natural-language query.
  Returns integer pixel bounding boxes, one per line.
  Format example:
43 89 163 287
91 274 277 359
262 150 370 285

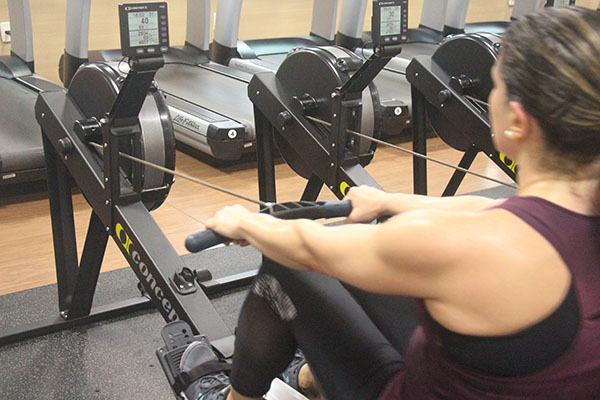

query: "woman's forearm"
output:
237 213 320 271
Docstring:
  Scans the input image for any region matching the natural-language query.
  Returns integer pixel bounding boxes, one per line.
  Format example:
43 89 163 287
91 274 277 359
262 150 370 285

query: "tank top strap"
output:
492 196 600 319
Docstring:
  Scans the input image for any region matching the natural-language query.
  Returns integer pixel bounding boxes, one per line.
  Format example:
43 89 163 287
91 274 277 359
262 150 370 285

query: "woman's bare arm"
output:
206 205 479 299
345 186 504 223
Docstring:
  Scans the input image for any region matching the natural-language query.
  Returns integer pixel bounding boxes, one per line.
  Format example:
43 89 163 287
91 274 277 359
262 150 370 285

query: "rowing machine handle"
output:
185 200 352 253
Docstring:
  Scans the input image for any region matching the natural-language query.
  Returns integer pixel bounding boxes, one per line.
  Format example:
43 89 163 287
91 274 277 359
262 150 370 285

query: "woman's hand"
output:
205 204 252 246
344 186 389 224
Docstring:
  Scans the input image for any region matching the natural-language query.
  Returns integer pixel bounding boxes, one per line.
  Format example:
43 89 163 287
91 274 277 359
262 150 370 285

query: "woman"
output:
182 6 600 400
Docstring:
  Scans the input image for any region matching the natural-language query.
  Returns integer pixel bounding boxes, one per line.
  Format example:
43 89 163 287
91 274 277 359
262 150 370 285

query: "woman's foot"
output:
180 339 231 400
280 349 323 399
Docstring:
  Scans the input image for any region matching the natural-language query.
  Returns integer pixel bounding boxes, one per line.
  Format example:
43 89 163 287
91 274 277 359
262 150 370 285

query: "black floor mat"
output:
0 245 260 400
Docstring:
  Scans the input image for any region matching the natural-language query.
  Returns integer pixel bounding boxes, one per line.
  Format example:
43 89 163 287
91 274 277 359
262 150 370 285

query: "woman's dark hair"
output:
500 6 600 216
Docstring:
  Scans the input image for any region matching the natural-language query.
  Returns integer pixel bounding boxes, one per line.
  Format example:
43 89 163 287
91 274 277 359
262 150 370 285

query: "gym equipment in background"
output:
249 0 407 202
0 0 61 185
461 0 576 35
209 0 339 73
337 0 449 71
208 0 403 137
0 2 188 346
61 0 257 161
334 0 466 135
407 33 517 196
0 2 365 358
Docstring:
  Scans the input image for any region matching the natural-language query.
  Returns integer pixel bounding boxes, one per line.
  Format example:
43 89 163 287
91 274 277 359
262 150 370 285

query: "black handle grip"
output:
185 200 353 253
320 200 353 219
185 230 229 253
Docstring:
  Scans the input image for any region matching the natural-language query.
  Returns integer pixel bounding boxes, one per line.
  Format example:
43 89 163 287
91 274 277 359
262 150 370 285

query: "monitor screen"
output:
380 5 402 36
548 0 574 6
128 11 160 47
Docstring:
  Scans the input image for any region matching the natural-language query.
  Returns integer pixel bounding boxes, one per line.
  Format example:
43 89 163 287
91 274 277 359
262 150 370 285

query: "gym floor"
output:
0 0 597 307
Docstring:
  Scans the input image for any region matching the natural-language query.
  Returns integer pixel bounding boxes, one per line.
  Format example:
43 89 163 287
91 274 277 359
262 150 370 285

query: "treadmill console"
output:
371 0 408 46
119 2 169 58
545 0 576 6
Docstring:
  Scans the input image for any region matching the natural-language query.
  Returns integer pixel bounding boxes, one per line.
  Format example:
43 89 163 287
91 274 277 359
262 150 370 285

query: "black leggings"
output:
229 258 417 400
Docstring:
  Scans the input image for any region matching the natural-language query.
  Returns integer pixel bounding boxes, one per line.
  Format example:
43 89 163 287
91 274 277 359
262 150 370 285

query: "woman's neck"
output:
517 168 599 216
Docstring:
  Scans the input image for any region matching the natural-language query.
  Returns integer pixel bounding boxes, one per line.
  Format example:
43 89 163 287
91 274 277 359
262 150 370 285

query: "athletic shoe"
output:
279 349 307 393
185 372 230 400
180 339 231 400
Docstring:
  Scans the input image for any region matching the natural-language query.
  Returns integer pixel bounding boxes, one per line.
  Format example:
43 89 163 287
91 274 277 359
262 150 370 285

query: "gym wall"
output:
0 0 597 85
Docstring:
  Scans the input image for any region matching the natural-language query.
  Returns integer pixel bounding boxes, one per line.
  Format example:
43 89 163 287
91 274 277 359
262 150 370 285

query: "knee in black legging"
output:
252 273 299 322
230 289 298 397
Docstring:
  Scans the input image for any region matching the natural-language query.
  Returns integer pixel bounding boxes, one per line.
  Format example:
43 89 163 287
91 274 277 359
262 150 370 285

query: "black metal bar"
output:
329 93 346 186
132 130 143 194
110 57 163 125
112 202 232 340
42 134 79 311
0 297 152 347
441 147 478 197
66 211 110 319
248 74 334 182
199 270 259 296
36 92 111 224
255 106 277 203
411 86 428 195
337 164 383 198
301 175 324 201
338 53 397 98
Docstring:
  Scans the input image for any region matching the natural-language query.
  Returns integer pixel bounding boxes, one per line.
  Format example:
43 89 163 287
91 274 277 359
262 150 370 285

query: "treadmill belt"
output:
255 54 287 70
155 63 256 130
0 78 46 173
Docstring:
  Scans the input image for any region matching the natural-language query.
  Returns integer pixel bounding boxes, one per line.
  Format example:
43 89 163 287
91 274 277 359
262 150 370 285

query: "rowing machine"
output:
159 200 352 399
0 2 234 353
407 33 518 196
249 0 407 203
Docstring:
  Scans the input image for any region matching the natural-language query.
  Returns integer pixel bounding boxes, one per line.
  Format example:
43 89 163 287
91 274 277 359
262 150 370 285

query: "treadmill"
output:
60 0 257 161
0 0 61 185
209 0 339 74
461 0 576 35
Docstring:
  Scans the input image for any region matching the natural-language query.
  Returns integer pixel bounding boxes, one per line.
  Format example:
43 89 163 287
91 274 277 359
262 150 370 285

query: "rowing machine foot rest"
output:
156 321 235 398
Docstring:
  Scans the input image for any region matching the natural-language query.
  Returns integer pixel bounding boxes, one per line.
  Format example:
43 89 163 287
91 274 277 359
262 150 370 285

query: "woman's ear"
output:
506 101 533 141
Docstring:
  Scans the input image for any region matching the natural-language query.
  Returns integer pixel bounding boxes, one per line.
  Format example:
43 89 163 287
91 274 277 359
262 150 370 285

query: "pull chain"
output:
304 115 518 189
88 142 271 207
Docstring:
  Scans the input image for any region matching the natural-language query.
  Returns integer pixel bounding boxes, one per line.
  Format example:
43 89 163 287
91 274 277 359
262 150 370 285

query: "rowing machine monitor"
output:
119 2 169 58
371 0 408 47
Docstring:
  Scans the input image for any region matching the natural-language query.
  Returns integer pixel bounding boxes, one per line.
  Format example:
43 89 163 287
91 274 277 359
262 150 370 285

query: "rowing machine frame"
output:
249 45 402 203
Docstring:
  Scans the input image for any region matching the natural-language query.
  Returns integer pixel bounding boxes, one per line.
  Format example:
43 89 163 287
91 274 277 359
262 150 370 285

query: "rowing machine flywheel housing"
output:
428 33 501 152
274 46 382 179
68 62 176 211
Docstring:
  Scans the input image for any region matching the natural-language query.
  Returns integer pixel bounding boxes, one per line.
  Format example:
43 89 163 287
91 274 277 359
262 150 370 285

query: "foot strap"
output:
174 361 232 393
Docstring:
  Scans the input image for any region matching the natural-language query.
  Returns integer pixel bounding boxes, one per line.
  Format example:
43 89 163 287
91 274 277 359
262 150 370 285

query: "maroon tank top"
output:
378 196 600 399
